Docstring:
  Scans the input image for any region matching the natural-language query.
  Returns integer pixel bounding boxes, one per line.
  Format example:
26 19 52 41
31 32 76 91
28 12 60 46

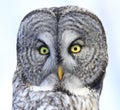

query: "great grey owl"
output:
12 6 108 110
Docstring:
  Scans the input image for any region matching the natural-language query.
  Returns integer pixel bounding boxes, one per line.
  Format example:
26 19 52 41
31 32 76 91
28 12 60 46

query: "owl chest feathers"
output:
13 66 99 110
31 86 99 110
13 75 99 110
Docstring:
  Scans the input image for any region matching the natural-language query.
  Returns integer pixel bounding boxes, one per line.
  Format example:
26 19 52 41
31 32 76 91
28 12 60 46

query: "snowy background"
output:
0 0 120 110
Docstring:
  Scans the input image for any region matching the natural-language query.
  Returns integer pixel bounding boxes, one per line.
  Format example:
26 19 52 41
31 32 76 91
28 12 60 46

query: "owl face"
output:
17 6 108 95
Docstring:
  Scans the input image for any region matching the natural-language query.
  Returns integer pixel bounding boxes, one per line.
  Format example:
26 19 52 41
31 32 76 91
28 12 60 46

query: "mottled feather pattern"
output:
13 67 99 110
13 6 108 110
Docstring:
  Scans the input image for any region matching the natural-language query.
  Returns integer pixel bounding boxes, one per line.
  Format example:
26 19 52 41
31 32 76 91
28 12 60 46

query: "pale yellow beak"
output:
57 65 63 80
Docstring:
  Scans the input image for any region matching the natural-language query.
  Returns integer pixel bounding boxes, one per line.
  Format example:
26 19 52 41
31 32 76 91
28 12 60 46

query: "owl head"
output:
17 6 108 96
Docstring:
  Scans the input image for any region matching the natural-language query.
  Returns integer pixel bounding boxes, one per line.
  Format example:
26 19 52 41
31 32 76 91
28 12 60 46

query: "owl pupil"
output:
43 49 46 52
74 47 77 51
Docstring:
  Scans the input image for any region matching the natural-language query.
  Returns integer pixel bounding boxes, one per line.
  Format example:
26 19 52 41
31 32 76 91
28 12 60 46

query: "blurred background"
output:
0 0 119 110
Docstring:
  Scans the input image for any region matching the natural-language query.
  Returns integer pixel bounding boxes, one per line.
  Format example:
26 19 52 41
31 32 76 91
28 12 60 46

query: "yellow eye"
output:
70 44 81 53
39 46 49 55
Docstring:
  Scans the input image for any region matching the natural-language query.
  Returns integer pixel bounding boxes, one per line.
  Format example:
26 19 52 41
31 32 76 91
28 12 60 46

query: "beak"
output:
57 65 63 80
